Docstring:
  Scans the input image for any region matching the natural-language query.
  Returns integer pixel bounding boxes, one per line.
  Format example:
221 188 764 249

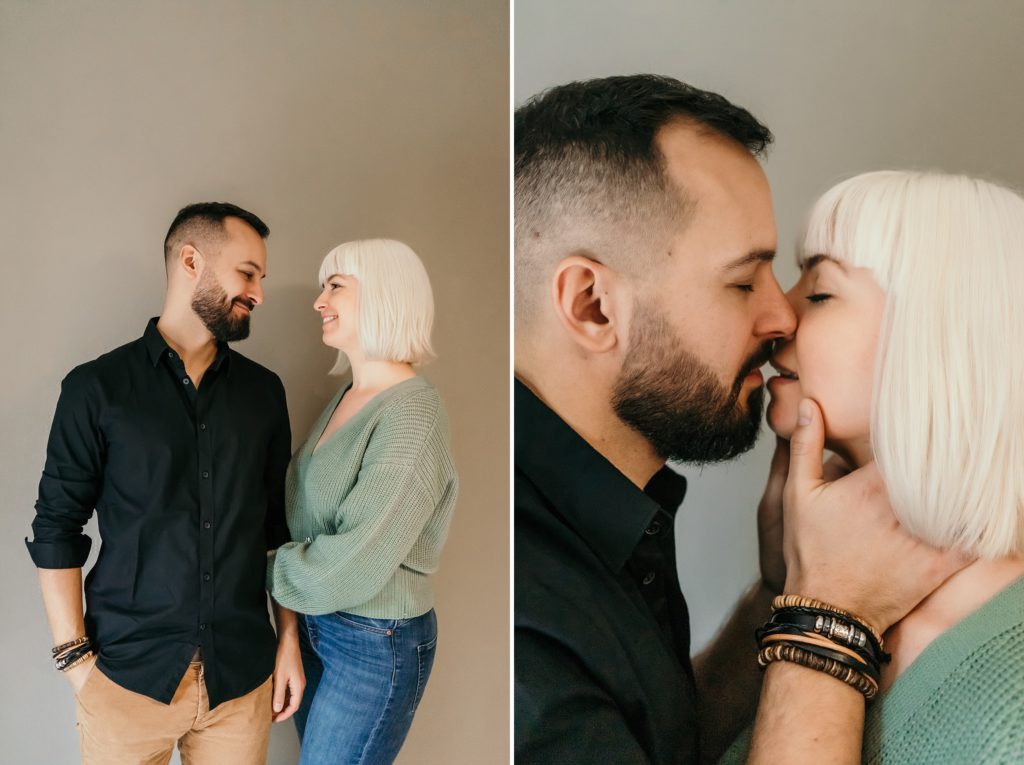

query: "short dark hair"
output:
163 202 269 263
514 75 772 316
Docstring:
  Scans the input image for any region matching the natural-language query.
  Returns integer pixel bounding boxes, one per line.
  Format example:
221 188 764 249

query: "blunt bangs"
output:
802 171 1024 558
318 239 436 374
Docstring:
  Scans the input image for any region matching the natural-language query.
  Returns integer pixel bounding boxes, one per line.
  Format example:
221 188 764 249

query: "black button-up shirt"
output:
27 318 291 708
515 379 699 764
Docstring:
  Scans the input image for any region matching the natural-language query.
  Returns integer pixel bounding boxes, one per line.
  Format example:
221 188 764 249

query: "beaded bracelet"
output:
759 641 879 700
59 650 95 673
52 636 89 657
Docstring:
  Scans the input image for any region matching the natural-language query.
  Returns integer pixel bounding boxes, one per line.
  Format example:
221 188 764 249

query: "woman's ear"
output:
551 255 625 354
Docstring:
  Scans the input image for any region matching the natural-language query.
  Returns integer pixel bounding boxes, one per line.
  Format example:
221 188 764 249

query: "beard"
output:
611 301 770 464
191 269 253 342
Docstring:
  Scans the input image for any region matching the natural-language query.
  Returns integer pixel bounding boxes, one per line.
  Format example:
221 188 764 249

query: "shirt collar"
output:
515 378 687 572
142 317 231 374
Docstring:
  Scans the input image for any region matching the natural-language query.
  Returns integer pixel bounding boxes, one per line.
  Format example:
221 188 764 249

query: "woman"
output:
724 171 1024 763
267 239 458 764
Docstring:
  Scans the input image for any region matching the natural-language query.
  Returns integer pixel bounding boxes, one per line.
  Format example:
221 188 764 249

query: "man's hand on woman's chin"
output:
780 398 972 631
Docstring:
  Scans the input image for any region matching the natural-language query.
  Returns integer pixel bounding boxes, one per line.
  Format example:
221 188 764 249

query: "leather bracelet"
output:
55 642 93 671
59 650 95 673
772 595 884 647
758 626 881 679
760 632 881 684
770 606 890 664
762 611 889 668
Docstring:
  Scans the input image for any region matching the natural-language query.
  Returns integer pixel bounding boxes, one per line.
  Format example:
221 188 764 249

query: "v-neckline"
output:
309 376 421 457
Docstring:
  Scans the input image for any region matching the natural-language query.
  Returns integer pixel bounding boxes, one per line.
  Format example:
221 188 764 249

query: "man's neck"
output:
516 372 664 489
155 308 218 380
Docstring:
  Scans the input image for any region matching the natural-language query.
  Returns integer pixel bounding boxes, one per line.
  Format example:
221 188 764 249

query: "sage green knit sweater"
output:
267 376 457 618
720 575 1024 763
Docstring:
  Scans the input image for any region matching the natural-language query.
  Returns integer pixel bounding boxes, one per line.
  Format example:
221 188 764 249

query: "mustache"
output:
739 342 775 379
728 341 775 399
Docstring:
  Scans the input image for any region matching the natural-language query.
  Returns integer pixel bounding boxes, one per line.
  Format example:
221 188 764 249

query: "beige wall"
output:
516 0 1024 651
0 2 508 763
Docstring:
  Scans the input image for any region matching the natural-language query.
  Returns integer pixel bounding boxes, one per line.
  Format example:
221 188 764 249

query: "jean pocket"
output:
413 635 437 709
331 611 396 635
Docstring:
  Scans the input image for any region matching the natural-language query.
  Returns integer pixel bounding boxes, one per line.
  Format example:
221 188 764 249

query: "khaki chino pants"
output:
75 661 272 765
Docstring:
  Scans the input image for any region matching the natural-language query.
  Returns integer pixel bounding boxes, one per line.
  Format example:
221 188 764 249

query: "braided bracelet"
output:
52 636 89 657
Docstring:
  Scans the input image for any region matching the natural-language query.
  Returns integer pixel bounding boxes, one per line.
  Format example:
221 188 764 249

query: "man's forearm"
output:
37 568 87 645
747 661 864 764
693 580 774 764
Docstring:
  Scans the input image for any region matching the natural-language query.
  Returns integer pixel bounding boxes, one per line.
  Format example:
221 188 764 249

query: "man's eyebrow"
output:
721 249 776 272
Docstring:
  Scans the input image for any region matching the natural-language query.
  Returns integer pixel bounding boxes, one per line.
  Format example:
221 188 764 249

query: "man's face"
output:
612 124 796 463
191 217 267 342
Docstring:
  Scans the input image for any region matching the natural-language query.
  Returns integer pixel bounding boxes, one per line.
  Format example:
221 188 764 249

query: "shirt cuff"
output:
25 535 92 568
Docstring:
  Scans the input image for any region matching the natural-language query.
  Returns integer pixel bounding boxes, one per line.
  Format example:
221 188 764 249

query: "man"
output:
27 202 303 764
514 75 962 763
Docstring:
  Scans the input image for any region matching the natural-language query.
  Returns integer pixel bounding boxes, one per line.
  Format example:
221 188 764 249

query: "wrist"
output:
782 577 891 632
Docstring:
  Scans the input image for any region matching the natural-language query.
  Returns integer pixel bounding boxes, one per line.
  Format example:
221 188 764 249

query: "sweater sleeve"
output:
268 459 439 614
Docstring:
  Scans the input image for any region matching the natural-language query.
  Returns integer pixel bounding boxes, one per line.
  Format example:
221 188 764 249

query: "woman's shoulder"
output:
373 376 447 426
363 377 451 462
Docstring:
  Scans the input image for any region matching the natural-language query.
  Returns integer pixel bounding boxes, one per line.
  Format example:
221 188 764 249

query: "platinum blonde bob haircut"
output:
318 239 435 374
801 170 1024 558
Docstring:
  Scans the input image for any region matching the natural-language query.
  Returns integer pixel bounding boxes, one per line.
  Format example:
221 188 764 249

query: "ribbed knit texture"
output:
720 576 1024 764
267 376 457 618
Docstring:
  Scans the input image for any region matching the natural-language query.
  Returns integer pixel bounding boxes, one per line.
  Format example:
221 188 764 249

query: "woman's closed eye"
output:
806 292 832 304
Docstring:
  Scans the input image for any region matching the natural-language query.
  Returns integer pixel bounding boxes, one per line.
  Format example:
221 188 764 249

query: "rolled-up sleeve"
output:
26 368 103 568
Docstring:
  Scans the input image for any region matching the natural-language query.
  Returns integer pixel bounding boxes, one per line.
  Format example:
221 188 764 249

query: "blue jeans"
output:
295 609 438 765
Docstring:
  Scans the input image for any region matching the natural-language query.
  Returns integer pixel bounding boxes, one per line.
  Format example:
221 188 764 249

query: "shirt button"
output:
644 521 662 536
199 623 207 631
199 423 207 431
203 520 211 529
202 471 210 479
203 572 211 582
182 378 190 385
167 351 174 358
642 572 657 585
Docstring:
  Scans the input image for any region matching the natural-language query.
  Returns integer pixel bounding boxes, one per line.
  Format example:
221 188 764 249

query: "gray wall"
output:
1 2 508 763
515 0 1024 650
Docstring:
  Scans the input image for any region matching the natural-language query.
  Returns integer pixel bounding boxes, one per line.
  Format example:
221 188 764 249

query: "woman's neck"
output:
347 358 416 392
880 555 1024 692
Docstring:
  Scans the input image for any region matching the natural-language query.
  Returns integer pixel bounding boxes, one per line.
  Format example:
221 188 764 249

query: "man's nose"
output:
248 280 264 306
755 277 797 339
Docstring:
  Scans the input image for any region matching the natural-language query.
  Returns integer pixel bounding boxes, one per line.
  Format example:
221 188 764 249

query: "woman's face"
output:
314 273 360 352
766 255 886 465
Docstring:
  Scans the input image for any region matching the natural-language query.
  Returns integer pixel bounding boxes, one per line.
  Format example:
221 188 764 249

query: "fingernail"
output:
798 399 812 426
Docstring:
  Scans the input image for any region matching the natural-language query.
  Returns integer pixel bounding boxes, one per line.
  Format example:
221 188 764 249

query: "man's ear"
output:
551 255 625 354
176 244 203 282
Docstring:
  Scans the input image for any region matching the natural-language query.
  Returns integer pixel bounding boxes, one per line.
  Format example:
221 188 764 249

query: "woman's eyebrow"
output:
800 253 845 272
